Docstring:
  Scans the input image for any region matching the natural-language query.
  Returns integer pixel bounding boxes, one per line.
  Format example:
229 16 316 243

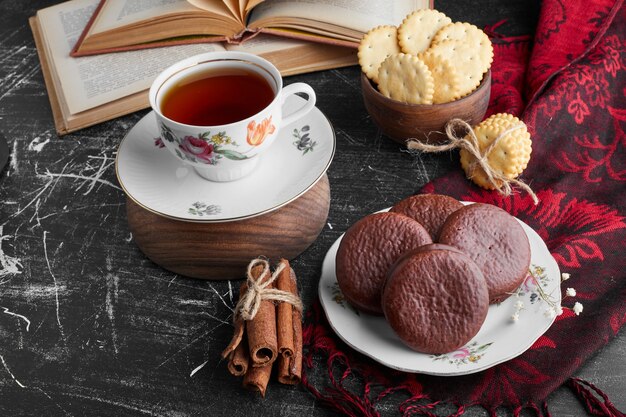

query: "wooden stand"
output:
126 174 330 280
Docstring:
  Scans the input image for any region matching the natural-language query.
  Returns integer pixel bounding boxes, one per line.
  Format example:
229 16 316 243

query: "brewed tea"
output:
161 68 275 126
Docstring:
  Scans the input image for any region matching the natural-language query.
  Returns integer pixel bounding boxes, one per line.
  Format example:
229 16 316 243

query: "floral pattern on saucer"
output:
159 123 248 165
292 125 317 154
188 202 221 217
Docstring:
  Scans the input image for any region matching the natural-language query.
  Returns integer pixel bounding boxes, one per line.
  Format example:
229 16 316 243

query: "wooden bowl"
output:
126 174 330 280
361 71 491 145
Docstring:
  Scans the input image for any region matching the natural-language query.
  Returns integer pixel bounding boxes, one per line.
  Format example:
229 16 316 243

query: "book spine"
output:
225 28 261 45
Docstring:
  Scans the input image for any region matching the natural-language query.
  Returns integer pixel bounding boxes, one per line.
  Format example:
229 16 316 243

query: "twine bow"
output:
407 118 539 205
234 258 303 322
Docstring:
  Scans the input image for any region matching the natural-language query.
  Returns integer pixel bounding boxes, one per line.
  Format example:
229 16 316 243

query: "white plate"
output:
318 207 561 376
116 95 335 222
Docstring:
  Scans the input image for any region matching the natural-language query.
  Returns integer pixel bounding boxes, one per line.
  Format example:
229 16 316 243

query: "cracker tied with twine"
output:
221 258 303 396
407 114 538 204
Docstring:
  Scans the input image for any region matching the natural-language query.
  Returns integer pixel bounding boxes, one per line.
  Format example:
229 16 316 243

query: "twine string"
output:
235 258 303 322
407 118 539 205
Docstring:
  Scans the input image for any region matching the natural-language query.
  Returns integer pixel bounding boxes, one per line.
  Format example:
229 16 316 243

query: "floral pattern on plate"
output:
329 282 360 316
518 264 550 304
431 341 494 366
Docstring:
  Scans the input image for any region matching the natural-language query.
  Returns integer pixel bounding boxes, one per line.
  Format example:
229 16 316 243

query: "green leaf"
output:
215 149 248 160
475 343 493 353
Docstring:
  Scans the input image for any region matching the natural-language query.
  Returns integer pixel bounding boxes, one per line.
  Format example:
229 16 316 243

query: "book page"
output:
219 0 241 21
187 0 243 21
37 0 226 115
238 0 248 19
246 0 265 11
249 0 428 32
225 33 310 53
90 0 202 34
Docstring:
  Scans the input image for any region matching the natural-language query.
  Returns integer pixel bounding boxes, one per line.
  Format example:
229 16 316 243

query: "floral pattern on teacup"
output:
247 116 276 146
431 341 493 366
180 136 215 163
154 137 165 148
159 123 248 165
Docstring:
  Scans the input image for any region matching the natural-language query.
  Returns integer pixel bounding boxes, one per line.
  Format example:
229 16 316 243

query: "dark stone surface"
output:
0 133 8 173
0 1 623 416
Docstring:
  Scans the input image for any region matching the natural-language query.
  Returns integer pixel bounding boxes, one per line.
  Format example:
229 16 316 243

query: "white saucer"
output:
319 207 561 376
116 95 335 222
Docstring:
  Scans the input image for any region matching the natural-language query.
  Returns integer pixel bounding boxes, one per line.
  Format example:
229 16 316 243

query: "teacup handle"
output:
281 83 316 126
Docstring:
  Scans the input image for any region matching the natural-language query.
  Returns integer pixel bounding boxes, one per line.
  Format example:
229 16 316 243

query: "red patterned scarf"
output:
302 0 626 415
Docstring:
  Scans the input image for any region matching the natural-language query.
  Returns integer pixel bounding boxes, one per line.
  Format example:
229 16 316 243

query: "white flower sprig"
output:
561 273 583 316
510 270 583 322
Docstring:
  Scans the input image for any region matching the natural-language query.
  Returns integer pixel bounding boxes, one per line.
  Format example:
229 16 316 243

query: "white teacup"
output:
149 51 316 182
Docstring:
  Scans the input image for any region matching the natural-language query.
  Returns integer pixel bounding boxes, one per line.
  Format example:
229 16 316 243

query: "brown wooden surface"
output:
361 71 491 144
126 174 330 280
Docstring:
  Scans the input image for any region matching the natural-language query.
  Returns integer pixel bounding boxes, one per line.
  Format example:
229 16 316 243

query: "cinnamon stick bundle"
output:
221 258 303 396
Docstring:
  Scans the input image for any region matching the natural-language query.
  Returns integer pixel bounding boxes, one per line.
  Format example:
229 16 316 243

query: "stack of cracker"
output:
359 9 493 104
460 113 533 190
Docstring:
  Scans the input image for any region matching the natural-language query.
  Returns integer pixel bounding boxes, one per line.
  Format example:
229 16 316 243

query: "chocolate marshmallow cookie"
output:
439 203 531 303
390 194 463 241
382 244 489 354
335 212 432 315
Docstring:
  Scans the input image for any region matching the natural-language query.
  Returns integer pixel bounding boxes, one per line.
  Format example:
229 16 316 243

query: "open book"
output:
72 0 431 56
32 0 430 135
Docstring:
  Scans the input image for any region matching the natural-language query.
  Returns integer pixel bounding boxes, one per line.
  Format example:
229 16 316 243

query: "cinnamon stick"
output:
243 362 272 397
227 339 249 377
277 261 303 385
246 263 278 367
221 283 247 363
276 259 294 359
289 268 303 383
